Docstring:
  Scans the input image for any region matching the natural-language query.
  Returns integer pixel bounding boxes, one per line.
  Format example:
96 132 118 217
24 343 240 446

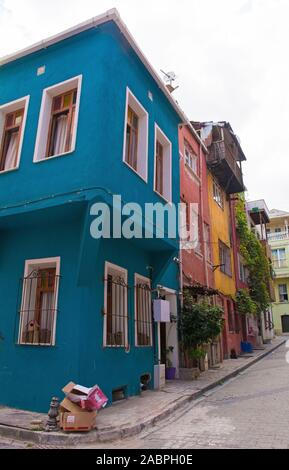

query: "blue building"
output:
0 9 185 411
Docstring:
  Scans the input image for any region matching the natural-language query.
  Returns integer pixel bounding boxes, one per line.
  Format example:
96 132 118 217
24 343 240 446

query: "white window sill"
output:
185 163 200 183
123 159 147 183
154 189 172 205
0 166 19 175
18 342 55 347
34 149 74 163
135 345 153 348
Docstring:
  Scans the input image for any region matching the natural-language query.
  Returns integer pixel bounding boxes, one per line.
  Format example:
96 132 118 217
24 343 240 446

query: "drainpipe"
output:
199 138 209 287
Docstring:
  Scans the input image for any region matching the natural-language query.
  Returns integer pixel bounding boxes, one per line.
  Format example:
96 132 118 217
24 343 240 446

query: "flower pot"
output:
165 367 176 380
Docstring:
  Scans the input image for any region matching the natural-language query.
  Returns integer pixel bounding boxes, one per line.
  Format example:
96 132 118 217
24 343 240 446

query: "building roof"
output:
0 8 195 130
247 199 270 224
269 208 289 219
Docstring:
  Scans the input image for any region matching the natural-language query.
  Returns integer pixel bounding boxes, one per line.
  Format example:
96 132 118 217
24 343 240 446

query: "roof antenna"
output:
161 70 179 93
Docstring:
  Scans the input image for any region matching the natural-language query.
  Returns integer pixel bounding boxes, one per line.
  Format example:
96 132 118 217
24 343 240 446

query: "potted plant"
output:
165 346 176 380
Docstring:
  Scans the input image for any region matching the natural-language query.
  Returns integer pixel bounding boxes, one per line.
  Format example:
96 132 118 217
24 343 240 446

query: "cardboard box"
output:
60 411 97 432
62 382 108 411
59 397 97 432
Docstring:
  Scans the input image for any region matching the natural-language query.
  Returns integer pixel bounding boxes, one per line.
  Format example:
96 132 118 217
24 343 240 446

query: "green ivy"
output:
235 198 271 316
236 288 257 316
179 289 224 353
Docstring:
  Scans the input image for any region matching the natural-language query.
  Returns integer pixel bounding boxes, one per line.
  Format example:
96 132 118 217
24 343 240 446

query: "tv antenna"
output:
161 70 179 93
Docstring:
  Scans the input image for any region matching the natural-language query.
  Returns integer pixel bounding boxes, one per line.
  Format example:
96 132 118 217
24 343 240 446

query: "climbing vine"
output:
235 198 271 316
236 288 257 316
179 288 224 358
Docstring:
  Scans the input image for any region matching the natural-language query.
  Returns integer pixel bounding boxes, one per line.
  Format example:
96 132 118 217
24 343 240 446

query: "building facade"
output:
267 209 289 334
179 123 222 367
194 122 247 358
0 10 184 411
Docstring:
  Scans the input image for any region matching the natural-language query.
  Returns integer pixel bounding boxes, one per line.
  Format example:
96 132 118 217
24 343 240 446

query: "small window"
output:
123 88 148 181
34 75 82 162
184 141 198 175
104 262 128 347
213 179 224 209
18 257 60 346
154 124 172 202
135 275 153 347
227 300 235 332
204 223 212 263
219 241 232 277
272 248 286 268
278 284 288 303
46 89 77 158
0 96 29 173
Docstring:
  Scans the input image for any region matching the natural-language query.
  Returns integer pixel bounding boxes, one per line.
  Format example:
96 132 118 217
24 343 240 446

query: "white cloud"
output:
0 0 288 210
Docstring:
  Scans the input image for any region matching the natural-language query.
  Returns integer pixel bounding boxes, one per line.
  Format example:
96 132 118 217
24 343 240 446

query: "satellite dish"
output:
160 70 179 93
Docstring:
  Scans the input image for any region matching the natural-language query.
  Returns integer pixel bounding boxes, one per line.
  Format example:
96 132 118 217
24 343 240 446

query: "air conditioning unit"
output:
153 299 170 322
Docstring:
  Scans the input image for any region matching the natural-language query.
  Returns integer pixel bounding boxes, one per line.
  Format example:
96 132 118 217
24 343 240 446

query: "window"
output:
18 257 60 346
184 141 198 175
238 255 248 283
204 223 212 262
135 274 153 346
219 241 232 276
155 140 164 195
34 75 82 162
227 300 235 332
104 262 128 347
125 106 139 170
154 124 172 202
0 96 29 173
272 248 287 268
213 179 224 209
46 89 77 158
278 284 288 303
123 88 148 181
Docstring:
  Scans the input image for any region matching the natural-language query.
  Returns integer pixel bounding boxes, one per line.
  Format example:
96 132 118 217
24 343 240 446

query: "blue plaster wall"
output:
0 21 181 411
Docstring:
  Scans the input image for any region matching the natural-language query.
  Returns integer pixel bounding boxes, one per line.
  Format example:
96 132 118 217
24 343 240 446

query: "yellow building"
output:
267 209 289 334
197 121 247 358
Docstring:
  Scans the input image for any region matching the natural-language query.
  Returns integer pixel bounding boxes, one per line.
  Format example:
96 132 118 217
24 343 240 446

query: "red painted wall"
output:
179 125 214 289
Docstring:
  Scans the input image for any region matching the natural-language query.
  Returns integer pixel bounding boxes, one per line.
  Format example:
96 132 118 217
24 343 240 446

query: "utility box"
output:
153 299 170 322
154 364 166 389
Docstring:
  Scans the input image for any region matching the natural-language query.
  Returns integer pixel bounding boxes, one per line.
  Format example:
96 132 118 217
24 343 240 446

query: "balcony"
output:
206 140 245 194
268 231 289 242
273 259 288 269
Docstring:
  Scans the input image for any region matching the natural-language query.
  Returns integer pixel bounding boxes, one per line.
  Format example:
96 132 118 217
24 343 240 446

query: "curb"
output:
0 339 285 446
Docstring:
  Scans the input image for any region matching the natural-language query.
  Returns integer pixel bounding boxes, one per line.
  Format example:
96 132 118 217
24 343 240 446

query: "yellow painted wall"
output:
208 172 236 297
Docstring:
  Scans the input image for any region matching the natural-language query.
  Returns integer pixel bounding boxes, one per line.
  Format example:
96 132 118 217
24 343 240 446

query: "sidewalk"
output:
0 336 286 446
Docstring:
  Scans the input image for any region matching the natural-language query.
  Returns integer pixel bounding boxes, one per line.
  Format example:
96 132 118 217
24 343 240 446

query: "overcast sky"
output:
0 0 288 211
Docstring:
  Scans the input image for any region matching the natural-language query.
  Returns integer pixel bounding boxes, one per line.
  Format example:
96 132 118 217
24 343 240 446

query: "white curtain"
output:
4 132 18 170
53 115 68 155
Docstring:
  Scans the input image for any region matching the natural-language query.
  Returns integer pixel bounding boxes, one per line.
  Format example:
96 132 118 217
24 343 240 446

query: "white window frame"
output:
184 141 198 175
213 179 224 209
0 95 30 174
103 261 128 348
272 248 287 268
154 124 172 203
33 75 82 163
278 284 288 303
18 257 61 346
122 87 148 182
134 273 153 347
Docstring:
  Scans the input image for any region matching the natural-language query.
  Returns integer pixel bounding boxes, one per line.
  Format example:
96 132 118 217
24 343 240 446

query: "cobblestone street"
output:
1 343 288 450
81 343 289 449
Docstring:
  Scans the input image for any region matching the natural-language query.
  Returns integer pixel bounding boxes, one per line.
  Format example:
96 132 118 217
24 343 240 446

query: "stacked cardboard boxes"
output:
59 382 108 432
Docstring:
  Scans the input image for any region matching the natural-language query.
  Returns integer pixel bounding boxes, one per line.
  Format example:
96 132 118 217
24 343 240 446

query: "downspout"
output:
199 138 209 287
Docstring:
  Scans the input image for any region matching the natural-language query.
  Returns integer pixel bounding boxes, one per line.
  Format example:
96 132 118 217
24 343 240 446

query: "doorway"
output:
281 315 289 333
